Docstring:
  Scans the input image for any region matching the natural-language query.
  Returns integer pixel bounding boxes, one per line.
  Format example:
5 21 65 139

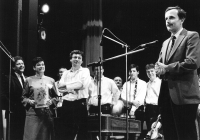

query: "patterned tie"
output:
166 36 176 60
20 75 25 88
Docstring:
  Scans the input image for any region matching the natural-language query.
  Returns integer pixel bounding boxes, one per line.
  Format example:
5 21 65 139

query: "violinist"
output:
144 64 161 135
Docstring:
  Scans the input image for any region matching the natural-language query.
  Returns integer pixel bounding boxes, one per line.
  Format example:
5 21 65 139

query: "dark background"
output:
1 0 200 82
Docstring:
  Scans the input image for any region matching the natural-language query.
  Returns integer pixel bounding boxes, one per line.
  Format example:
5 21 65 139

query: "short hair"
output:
165 6 186 20
32 57 44 67
129 64 139 72
69 50 84 59
146 64 155 70
12 56 24 67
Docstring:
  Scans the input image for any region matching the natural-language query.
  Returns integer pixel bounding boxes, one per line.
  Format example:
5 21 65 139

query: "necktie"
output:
166 36 176 60
20 75 25 88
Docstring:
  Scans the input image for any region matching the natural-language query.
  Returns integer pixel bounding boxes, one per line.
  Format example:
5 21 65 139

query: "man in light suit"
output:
156 6 200 140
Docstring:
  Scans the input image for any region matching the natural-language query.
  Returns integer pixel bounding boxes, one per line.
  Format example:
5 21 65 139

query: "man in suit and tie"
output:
156 6 200 140
3 56 26 140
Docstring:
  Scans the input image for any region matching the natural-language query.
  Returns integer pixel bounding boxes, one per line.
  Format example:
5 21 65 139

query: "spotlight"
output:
41 3 50 14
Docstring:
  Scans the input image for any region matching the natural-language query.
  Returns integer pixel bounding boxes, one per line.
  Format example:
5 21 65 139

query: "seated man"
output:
114 76 123 93
88 66 120 115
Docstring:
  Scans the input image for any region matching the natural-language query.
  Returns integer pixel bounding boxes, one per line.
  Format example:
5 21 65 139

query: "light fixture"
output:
41 3 50 14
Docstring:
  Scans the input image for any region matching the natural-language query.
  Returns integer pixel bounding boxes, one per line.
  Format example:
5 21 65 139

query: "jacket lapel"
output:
162 38 171 64
12 73 23 89
167 29 187 62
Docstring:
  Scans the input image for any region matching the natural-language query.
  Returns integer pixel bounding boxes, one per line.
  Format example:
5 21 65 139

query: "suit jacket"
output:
3 72 26 117
158 28 200 105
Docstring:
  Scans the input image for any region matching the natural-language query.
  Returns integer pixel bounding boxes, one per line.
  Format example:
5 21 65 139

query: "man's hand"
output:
155 62 168 75
28 99 36 105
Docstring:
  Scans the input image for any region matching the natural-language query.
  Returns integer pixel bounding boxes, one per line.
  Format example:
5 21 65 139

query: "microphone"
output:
139 40 158 48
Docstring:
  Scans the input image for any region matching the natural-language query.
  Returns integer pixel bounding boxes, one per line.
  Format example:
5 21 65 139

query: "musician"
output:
113 76 123 93
2 56 26 140
88 66 120 115
156 6 200 140
144 64 161 135
58 50 91 140
121 64 147 116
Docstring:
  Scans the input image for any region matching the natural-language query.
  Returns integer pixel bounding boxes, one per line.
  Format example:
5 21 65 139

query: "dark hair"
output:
129 64 139 72
12 56 24 67
146 64 155 70
32 57 44 67
69 50 84 59
165 6 186 20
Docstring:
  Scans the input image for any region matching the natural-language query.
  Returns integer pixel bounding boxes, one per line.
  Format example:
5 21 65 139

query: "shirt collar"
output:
149 77 158 83
70 66 82 72
15 72 24 77
172 27 183 39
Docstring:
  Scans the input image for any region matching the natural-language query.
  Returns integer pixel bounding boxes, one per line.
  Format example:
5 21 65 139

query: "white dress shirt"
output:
88 76 120 106
59 67 91 101
145 77 162 105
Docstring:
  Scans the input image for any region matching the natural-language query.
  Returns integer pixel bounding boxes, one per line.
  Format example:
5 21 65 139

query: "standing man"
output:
58 50 91 140
3 56 26 140
144 64 161 136
156 6 200 140
88 66 120 115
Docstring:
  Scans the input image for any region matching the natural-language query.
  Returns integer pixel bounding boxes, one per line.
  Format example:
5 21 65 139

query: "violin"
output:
146 114 162 140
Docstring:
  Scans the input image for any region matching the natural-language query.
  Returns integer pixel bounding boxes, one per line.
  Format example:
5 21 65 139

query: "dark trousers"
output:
145 104 160 131
59 99 88 140
6 111 25 140
159 81 198 140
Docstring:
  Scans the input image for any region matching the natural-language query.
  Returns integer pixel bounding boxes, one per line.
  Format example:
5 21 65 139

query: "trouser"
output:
60 99 88 140
159 81 198 140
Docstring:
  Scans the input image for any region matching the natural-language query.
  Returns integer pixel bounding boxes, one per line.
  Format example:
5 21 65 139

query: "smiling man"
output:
156 6 200 140
2 56 26 140
58 50 91 140
144 64 161 137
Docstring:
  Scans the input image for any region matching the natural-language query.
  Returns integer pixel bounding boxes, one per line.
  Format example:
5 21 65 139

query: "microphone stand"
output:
102 34 130 140
0 41 14 140
88 44 145 140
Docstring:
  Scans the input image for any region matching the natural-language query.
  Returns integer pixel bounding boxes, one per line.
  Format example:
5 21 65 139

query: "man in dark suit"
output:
156 6 200 140
3 56 26 140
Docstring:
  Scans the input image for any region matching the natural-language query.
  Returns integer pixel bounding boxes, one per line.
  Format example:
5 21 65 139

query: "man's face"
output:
114 77 122 88
13 60 25 74
33 61 45 73
146 68 157 81
58 68 66 79
129 68 139 80
165 9 183 34
70 54 83 67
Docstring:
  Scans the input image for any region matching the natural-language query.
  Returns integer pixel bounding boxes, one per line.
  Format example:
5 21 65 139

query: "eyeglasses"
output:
72 56 82 60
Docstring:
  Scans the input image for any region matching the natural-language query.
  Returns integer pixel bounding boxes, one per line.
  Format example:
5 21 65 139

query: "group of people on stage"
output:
2 5 200 140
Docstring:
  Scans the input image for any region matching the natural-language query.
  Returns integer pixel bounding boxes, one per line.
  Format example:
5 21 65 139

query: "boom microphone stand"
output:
0 41 15 140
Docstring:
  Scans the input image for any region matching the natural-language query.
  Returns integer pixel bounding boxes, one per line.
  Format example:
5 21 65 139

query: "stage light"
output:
41 3 49 14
